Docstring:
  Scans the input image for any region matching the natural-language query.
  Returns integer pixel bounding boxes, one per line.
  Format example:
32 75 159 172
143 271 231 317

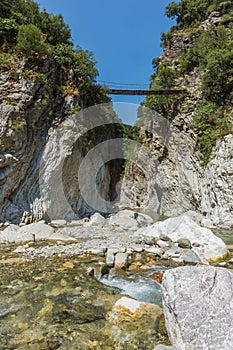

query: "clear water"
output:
0 245 169 349
100 273 163 306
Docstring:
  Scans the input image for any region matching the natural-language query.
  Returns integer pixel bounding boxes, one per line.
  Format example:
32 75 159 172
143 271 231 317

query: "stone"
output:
89 247 106 256
181 249 203 264
18 223 54 241
114 252 128 269
143 235 157 245
106 296 162 325
106 248 116 267
159 233 172 242
50 219 67 227
13 246 26 254
130 243 144 252
0 224 21 243
62 261 75 269
162 266 233 350
149 271 163 284
144 247 163 256
142 214 228 262
85 212 106 226
109 210 152 231
156 240 171 249
176 238 191 249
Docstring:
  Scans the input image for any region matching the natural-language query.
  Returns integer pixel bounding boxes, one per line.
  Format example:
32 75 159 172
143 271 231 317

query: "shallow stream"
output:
0 228 232 349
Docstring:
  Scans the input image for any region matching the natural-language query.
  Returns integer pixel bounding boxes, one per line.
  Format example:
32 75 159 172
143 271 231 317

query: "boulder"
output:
109 210 153 231
106 296 162 325
85 212 106 226
162 266 233 350
18 223 55 240
142 214 227 261
0 224 31 243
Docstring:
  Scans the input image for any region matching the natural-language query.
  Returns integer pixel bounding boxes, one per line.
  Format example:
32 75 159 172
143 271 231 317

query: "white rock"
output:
109 210 152 231
13 246 26 253
18 223 54 240
50 219 67 227
107 296 162 325
85 212 105 226
156 240 171 248
144 247 163 256
162 266 233 350
0 224 23 243
114 252 128 269
106 248 116 266
142 215 227 261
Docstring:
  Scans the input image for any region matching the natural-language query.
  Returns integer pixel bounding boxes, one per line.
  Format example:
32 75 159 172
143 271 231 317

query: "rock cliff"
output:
0 56 120 223
120 11 233 227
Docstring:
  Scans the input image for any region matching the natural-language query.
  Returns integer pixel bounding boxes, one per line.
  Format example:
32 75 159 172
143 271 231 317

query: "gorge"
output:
0 0 233 349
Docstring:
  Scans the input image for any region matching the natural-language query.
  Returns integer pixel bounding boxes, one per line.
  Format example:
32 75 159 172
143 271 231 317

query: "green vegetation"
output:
15 24 49 56
0 0 109 112
191 101 231 164
165 0 233 28
143 0 233 164
143 61 183 119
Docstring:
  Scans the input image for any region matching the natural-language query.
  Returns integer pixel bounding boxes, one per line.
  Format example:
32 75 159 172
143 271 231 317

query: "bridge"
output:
98 81 186 96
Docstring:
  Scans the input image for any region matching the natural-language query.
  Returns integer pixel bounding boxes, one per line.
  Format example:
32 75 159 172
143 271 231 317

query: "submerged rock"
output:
162 266 233 350
106 296 162 325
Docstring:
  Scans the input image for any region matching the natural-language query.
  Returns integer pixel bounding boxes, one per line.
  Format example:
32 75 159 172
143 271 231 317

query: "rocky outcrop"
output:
120 116 203 217
162 266 233 350
119 13 233 227
0 57 121 223
201 135 233 227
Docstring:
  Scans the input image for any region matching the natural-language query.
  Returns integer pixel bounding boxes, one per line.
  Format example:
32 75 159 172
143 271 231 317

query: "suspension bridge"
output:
98 81 186 95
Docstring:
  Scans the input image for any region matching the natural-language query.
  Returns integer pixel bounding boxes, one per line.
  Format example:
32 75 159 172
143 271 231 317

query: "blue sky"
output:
38 0 174 124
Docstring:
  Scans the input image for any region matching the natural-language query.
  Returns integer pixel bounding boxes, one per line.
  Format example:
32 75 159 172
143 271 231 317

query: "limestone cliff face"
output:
120 13 233 227
201 135 233 226
0 56 119 223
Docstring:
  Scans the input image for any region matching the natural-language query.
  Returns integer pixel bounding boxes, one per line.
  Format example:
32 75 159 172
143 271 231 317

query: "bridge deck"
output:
107 89 186 95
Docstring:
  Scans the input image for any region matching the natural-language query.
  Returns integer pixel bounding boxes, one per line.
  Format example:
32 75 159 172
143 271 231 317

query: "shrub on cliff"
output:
15 24 49 56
